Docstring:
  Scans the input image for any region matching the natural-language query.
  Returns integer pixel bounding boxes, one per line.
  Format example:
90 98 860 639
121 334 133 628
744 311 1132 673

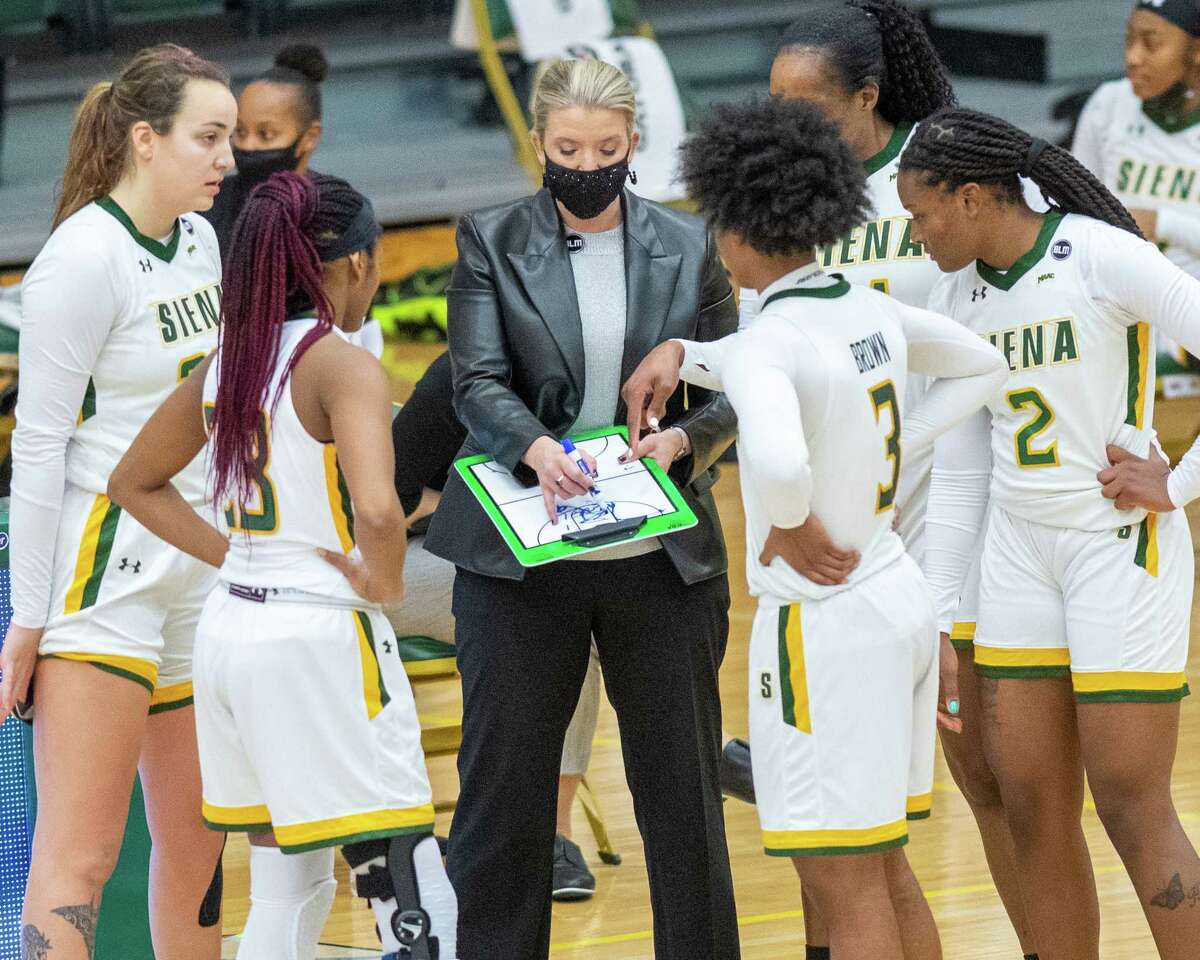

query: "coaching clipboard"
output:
454 425 698 567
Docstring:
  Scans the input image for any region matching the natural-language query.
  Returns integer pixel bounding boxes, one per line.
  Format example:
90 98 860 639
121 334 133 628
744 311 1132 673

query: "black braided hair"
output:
678 97 871 255
776 0 955 125
899 107 1143 237
258 44 329 127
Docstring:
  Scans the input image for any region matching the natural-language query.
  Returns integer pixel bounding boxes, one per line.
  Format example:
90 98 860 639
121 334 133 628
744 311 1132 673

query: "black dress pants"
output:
447 550 740 960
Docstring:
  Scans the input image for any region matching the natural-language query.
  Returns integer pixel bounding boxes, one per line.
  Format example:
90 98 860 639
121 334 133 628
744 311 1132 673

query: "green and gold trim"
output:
96 195 180 262
77 377 97 425
202 801 273 834
1073 670 1189 704
763 275 851 307
906 793 933 821
949 621 976 651
863 122 912 176
355 611 391 720
275 804 437 854
64 494 121 614
149 680 195 715
1126 323 1151 429
973 645 1071 680
777 604 811 733
764 818 908 857
47 652 157 694
324 445 356 553
976 211 1064 291
1134 514 1159 577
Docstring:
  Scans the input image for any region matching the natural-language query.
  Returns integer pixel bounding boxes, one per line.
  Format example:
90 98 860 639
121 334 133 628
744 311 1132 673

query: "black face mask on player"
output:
542 154 633 220
233 138 302 185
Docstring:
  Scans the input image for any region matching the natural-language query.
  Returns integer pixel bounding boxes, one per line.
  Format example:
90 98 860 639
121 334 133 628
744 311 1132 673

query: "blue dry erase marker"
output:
562 437 600 495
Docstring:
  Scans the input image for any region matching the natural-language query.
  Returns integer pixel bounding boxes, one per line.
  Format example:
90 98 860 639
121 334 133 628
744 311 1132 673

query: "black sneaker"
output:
552 834 596 902
720 738 755 804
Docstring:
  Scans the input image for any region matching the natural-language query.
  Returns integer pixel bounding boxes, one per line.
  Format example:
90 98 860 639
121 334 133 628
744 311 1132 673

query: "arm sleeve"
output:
1154 208 1200 257
445 214 553 472
1085 230 1200 507
392 351 467 515
11 244 120 627
895 301 1008 456
737 286 760 329
924 409 992 633
664 230 740 487
1071 88 1108 179
722 332 813 529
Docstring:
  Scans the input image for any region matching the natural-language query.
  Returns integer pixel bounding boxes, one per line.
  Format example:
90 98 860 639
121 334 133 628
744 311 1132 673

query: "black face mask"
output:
233 138 302 185
542 154 630 220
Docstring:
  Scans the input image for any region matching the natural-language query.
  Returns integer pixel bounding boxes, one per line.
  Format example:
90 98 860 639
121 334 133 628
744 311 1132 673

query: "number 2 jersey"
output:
202 317 365 607
929 211 1200 531
681 269 1007 603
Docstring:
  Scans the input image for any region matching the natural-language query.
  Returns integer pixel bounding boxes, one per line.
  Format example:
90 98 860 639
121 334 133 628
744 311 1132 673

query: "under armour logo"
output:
138 259 152 273
972 286 987 302
383 639 394 655
927 121 956 141
118 558 142 573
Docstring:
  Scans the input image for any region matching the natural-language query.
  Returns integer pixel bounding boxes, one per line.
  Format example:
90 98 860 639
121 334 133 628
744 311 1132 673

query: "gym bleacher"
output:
0 0 1132 270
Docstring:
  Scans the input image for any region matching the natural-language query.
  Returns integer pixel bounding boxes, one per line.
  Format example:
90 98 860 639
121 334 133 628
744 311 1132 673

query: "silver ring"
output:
554 475 565 484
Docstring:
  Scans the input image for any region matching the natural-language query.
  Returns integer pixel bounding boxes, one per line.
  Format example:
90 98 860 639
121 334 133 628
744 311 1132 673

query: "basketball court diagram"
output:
467 433 674 548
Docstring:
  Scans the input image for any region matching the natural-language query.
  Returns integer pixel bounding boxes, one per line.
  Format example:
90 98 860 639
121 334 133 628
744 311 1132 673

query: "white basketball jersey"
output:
932 212 1157 531
1075 79 1200 279
816 124 942 551
23 198 222 503
203 318 363 604
730 279 912 603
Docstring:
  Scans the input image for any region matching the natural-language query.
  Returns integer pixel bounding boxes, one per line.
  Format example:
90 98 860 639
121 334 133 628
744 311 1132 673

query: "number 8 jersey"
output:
929 211 1200 531
202 316 366 607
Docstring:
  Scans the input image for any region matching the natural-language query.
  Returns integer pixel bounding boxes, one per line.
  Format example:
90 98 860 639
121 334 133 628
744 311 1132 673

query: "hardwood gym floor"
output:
219 345 1200 958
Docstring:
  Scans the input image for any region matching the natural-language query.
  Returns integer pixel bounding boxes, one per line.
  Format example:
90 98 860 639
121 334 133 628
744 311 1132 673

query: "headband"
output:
1136 0 1200 38
1021 138 1049 178
314 198 381 263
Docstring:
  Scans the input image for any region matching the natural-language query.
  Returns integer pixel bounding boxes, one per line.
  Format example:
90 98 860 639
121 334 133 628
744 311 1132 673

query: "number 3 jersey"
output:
681 269 1007 603
202 317 365 606
929 211 1200 531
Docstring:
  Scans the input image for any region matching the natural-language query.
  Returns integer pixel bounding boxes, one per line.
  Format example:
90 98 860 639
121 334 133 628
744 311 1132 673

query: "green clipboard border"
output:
454 425 698 567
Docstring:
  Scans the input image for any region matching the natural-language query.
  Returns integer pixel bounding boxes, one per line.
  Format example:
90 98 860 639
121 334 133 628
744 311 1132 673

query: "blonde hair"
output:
54 44 229 228
529 58 637 139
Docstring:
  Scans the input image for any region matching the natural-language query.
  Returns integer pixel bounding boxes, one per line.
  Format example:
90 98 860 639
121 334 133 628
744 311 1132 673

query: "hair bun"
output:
274 44 328 84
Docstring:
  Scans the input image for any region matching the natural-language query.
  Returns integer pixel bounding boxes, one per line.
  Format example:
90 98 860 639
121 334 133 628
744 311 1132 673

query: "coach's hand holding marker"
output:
522 435 596 524
562 438 600 496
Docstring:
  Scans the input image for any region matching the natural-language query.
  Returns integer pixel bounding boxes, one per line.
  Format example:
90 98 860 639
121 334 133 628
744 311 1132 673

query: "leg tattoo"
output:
20 925 51 960
1148 872 1200 911
51 903 99 958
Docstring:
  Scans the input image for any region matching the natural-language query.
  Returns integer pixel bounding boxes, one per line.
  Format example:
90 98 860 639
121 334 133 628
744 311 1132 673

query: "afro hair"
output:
678 97 872 256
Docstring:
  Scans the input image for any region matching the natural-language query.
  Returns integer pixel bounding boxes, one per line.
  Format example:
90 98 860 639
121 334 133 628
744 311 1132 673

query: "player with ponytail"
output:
109 172 459 960
739 6 1044 957
899 108 1200 960
0 43 235 960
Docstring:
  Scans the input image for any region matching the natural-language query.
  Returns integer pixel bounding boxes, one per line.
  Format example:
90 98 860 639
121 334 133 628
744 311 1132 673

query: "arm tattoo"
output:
20 924 51 960
51 903 98 958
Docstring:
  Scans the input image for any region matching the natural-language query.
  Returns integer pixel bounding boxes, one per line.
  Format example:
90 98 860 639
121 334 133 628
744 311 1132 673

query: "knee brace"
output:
237 846 337 960
343 833 451 960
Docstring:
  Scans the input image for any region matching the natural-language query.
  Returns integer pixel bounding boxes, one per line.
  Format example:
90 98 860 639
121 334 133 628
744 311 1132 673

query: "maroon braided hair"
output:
209 171 332 513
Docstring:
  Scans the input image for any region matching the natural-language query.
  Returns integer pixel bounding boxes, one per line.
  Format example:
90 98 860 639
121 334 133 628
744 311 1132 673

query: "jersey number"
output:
202 405 279 533
1007 388 1059 468
869 380 902 513
869 278 890 295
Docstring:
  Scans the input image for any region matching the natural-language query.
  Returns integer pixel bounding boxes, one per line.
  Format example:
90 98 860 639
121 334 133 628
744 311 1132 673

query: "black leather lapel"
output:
506 189 585 394
621 190 682 385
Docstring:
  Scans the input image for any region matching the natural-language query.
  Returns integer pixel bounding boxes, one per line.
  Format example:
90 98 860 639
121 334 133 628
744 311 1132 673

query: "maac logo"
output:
1037 272 1056 284
1051 239 1073 261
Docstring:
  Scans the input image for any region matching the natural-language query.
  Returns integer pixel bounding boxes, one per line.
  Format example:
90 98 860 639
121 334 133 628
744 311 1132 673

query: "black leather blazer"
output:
424 187 738 584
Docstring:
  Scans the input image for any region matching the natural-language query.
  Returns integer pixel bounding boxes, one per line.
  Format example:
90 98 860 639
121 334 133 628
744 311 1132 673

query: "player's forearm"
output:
353 502 408 596
107 479 228 568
